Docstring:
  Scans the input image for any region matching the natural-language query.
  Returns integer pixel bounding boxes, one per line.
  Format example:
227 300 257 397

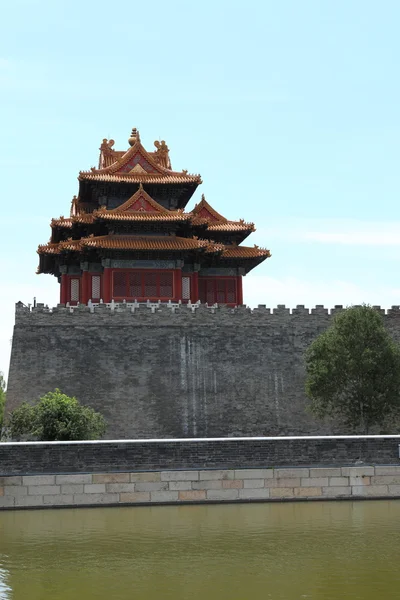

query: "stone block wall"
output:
2 465 400 509
6 303 400 438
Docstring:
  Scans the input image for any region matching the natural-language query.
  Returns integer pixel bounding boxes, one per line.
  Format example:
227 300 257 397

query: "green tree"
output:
0 373 5 429
8 389 106 441
305 305 400 433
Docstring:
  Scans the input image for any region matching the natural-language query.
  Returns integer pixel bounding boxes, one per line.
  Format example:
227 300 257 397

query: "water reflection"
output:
0 565 12 600
0 501 400 600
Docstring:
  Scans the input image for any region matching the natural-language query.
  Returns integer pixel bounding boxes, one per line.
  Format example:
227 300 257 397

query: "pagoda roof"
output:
190 195 255 234
62 186 191 225
79 129 201 185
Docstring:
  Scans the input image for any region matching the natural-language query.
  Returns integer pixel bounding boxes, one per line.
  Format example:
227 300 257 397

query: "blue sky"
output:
1 0 400 377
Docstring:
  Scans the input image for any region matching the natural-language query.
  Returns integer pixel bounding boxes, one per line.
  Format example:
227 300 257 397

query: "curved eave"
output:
94 213 191 223
51 218 73 229
38 235 221 255
207 223 255 233
221 246 271 259
78 172 202 184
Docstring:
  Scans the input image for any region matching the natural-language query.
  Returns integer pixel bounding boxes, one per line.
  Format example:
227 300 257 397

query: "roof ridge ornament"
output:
154 140 171 169
128 128 140 146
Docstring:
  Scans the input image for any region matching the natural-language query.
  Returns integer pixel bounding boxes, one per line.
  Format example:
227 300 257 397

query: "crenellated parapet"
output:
15 301 400 319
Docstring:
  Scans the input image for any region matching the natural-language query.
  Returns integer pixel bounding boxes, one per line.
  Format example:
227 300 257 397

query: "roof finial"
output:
201 194 205 201
128 128 140 146
154 140 171 169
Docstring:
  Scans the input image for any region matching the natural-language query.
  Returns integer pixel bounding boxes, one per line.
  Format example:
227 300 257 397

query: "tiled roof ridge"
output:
82 136 200 180
78 172 202 184
190 194 228 223
103 183 168 214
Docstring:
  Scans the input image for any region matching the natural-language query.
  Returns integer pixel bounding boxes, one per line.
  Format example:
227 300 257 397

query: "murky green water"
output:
0 501 400 599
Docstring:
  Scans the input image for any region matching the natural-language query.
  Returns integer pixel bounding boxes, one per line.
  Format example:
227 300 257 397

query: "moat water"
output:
0 501 399 599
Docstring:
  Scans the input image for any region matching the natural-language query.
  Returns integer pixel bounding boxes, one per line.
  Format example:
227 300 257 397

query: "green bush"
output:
8 389 106 441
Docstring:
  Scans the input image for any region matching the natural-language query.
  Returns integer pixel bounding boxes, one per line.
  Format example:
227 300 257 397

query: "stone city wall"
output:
6 302 400 438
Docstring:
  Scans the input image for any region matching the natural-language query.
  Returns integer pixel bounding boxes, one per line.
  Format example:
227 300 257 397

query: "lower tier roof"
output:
38 234 270 258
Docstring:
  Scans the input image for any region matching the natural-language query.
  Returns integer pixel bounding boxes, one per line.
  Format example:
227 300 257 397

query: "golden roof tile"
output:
95 212 189 222
72 214 95 224
207 222 255 233
221 245 271 259
81 235 211 251
107 184 169 213
51 217 73 228
38 235 217 254
37 242 61 255
78 172 201 184
190 195 228 223
59 239 83 252
190 195 255 233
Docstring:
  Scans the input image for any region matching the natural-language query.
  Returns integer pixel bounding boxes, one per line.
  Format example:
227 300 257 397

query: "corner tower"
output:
37 128 270 306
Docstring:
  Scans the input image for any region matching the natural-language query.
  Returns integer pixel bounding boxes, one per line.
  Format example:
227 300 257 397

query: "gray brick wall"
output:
0 437 399 476
6 303 400 438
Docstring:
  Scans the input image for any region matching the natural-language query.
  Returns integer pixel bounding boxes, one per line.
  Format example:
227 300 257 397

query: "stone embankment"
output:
1 465 400 509
1 436 400 509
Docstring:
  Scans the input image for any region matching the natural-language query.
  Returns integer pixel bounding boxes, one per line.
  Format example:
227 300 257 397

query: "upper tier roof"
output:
79 128 201 185
51 190 255 239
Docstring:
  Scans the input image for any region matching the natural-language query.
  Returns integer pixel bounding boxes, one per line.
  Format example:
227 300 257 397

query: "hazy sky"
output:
1 0 400 378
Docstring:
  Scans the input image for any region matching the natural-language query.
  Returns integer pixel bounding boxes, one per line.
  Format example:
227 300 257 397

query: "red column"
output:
81 271 90 305
60 274 68 305
237 276 243 306
173 269 182 302
103 268 112 302
192 272 199 302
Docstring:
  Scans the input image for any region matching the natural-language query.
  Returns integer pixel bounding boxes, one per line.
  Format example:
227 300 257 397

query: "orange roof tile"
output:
95 212 189 223
51 218 73 228
190 195 255 233
59 239 83 252
107 184 168 214
72 214 95 224
221 245 271 259
37 242 61 255
79 172 201 184
38 235 217 255
207 222 255 233
81 235 211 252
190 195 227 223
